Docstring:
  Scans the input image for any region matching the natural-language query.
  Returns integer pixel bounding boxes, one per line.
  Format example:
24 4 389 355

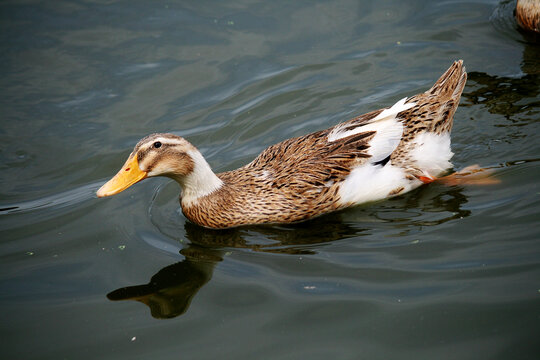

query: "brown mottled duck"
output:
98 61 469 228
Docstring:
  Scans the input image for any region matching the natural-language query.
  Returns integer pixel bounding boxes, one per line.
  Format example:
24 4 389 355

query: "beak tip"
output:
96 182 116 198
96 156 147 199
96 187 107 198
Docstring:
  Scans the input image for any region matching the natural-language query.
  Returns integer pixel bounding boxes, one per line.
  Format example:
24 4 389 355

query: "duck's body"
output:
98 61 467 229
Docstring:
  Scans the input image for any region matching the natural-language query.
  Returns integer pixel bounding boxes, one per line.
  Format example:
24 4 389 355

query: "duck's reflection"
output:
107 245 221 319
106 216 361 319
182 214 363 254
107 184 476 319
464 70 539 120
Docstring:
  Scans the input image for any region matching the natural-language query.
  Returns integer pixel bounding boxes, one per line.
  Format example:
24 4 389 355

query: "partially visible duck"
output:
516 0 540 33
97 61 467 229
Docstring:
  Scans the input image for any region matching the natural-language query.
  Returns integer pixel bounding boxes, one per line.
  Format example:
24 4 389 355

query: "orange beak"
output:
97 155 147 197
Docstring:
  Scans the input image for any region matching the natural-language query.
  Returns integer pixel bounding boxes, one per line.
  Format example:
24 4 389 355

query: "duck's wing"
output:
245 101 415 192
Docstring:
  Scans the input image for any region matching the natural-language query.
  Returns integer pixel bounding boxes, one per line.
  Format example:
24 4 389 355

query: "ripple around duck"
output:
490 0 526 42
0 181 101 216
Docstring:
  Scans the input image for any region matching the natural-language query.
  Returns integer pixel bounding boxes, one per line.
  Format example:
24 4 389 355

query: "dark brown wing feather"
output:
246 117 379 191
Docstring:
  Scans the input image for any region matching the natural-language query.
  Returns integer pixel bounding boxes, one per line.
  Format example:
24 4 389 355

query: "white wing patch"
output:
363 118 403 163
371 97 415 123
328 97 416 164
327 97 415 143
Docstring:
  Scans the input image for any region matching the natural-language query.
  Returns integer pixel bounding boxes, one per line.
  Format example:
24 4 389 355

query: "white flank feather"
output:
338 164 414 205
411 132 453 177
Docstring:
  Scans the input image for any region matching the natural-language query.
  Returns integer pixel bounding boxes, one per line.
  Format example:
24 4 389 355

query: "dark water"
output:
1 0 539 359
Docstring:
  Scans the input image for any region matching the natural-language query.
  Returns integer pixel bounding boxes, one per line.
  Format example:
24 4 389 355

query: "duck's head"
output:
96 133 223 202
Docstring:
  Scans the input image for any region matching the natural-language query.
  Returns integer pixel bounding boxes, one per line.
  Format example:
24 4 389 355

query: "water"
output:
1 0 539 359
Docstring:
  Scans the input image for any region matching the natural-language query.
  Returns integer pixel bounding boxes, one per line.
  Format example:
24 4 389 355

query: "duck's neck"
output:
176 150 224 206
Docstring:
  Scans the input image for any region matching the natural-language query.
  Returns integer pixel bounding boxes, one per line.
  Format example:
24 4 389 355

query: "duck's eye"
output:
153 141 162 149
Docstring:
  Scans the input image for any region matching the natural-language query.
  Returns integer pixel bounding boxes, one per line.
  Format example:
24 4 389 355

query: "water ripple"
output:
0 181 101 216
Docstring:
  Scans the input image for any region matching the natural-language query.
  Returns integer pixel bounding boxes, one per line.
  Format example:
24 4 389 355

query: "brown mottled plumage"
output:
516 0 540 33
97 61 467 228
184 132 373 228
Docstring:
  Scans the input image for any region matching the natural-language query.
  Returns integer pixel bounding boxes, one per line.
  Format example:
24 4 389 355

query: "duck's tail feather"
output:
428 60 467 102
408 60 467 134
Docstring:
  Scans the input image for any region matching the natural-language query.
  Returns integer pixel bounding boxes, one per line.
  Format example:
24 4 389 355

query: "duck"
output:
516 0 540 34
97 60 467 229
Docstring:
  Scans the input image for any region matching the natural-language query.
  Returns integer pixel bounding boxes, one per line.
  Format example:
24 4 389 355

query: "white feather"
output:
327 97 415 143
328 98 416 163
338 128 453 206
411 132 453 177
363 119 403 163
371 97 415 123
338 163 415 205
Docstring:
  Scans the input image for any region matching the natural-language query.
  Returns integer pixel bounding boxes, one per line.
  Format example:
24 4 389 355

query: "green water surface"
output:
1 0 539 359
